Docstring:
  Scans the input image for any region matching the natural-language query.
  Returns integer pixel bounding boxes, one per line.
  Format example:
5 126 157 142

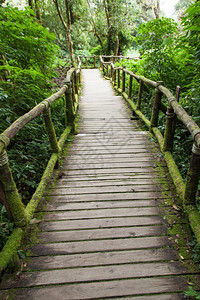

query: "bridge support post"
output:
43 107 60 154
128 75 133 99
184 144 200 207
65 81 75 133
136 80 144 110
122 68 125 93
0 150 27 227
150 81 163 132
94 56 96 68
162 108 175 152
117 69 120 89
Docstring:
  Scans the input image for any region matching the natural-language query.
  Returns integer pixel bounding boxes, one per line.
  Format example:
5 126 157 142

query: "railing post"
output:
111 64 113 80
117 69 120 89
113 68 116 85
43 105 60 154
150 81 163 131
94 56 96 68
65 80 75 133
184 144 200 206
162 108 175 152
136 80 144 110
122 67 125 93
106 64 109 77
0 149 27 227
128 75 133 99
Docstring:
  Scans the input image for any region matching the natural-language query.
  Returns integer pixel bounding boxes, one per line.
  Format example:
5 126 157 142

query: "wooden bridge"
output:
0 57 200 299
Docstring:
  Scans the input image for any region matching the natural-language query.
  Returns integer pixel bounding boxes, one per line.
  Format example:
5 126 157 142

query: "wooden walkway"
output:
0 70 196 299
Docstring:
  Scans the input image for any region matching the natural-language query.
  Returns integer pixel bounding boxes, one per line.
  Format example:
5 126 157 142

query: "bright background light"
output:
160 0 179 18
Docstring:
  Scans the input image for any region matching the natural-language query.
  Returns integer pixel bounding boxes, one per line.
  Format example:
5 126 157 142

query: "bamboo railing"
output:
0 62 81 272
99 55 200 244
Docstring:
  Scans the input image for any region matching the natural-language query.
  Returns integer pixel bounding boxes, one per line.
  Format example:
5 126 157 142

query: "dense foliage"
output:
116 2 199 181
0 0 199 255
0 6 67 248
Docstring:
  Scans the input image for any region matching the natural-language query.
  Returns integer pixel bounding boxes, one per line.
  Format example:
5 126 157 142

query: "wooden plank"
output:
63 162 159 169
39 216 164 231
66 158 159 165
46 191 168 202
61 168 165 176
2 261 190 289
55 173 161 181
43 199 161 211
0 277 189 300
55 178 165 187
42 207 164 221
38 225 167 242
26 248 179 270
49 185 165 195
31 236 172 255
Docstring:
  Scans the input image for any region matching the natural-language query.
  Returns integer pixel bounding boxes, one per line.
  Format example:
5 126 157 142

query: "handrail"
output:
99 55 200 245
0 63 82 273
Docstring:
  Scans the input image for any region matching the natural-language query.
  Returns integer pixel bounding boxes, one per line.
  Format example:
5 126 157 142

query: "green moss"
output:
0 228 23 273
0 163 27 227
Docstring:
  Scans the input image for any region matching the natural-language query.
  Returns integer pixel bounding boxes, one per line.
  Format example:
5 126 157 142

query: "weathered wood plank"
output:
61 167 166 176
54 178 165 188
26 248 178 270
42 207 164 221
31 236 172 255
1 277 188 299
38 225 167 242
43 199 161 211
46 191 169 201
39 216 165 231
49 185 166 195
2 262 190 289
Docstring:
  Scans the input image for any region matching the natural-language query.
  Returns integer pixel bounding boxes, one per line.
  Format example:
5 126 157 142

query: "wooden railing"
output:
77 55 140 69
0 61 81 272
99 55 200 244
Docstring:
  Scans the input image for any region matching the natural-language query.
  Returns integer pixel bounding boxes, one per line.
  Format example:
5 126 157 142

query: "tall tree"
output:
153 0 160 18
53 0 75 65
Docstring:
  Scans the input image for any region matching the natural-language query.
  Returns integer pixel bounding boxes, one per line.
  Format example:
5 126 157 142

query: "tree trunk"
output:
86 0 103 48
53 0 75 65
34 0 42 24
114 34 119 57
28 0 34 9
153 0 160 18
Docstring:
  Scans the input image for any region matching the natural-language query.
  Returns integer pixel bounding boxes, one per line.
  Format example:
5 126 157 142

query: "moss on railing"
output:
99 55 200 246
0 64 82 274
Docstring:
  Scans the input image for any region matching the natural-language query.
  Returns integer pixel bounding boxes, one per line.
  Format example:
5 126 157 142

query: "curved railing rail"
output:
98 55 200 244
0 62 81 272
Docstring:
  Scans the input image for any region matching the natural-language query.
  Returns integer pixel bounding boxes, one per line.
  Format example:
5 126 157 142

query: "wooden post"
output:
43 106 60 154
150 81 163 131
94 56 96 68
113 68 116 85
73 71 78 95
106 65 109 77
184 144 200 206
65 81 75 132
136 80 144 110
0 150 27 227
0 181 12 221
172 85 181 136
162 107 175 152
122 68 125 93
117 69 120 89
111 65 113 81
128 75 133 99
